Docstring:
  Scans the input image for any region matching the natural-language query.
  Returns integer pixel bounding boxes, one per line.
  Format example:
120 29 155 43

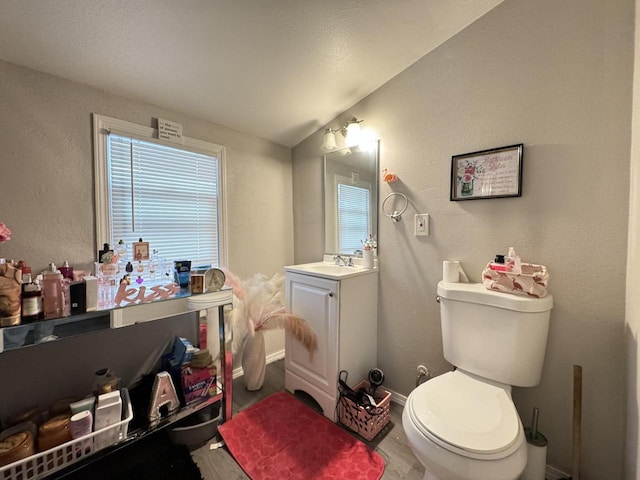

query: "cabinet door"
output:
285 273 338 397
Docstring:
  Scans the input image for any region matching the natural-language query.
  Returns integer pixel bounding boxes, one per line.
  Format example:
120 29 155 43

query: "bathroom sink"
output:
284 258 377 280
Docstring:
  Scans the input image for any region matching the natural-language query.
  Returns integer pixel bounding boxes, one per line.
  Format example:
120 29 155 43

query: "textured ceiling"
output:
0 0 503 147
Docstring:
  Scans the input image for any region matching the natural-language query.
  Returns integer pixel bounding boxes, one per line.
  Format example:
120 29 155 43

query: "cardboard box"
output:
172 336 195 365
181 365 217 405
83 275 98 311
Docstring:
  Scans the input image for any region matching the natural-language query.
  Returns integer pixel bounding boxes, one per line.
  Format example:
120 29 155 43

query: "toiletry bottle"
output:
42 263 64 319
21 267 43 323
149 259 156 280
506 247 522 274
363 244 374 269
59 261 74 280
98 243 112 263
93 368 121 396
61 276 71 317
489 254 508 272
116 240 127 258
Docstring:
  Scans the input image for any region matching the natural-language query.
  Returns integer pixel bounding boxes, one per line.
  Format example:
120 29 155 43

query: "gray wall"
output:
0 60 292 416
626 1 640 478
293 0 632 477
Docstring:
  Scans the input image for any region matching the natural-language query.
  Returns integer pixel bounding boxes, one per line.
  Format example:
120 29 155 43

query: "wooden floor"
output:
191 359 425 480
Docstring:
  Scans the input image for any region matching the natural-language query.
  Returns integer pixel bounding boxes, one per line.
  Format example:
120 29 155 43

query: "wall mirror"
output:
324 142 379 255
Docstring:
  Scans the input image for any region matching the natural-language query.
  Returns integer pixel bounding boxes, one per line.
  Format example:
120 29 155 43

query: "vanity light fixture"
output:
321 128 337 151
321 117 364 151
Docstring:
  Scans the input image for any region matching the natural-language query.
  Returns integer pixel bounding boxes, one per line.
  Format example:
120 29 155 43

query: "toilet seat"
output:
407 370 521 460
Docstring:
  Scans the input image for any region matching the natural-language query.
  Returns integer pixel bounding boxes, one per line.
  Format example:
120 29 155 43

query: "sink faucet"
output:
333 255 353 266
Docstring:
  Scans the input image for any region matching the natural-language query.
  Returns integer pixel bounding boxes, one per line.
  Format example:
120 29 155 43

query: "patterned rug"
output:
219 392 384 480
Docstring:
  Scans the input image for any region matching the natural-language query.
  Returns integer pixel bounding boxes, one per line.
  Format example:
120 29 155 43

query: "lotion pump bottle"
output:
506 247 522 274
42 263 64 319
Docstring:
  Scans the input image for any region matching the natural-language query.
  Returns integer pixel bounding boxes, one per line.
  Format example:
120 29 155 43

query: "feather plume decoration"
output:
224 271 317 355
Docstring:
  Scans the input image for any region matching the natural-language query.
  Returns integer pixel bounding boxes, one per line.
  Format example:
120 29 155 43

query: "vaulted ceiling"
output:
0 0 503 147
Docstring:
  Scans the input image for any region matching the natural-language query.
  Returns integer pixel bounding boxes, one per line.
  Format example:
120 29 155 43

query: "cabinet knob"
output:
329 292 334 297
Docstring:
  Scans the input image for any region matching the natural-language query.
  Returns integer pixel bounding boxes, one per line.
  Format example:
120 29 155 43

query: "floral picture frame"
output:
450 143 523 201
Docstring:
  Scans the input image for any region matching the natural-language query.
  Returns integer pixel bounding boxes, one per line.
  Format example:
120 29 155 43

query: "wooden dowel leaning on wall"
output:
572 364 582 480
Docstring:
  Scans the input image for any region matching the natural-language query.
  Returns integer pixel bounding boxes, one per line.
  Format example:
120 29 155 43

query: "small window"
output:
93 114 227 268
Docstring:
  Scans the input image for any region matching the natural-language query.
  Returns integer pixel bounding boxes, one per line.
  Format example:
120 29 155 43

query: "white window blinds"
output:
107 134 220 268
337 183 370 254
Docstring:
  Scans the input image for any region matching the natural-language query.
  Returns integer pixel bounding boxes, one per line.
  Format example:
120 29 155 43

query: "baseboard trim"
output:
233 348 286 379
388 389 407 406
235 352 410 406
545 465 571 480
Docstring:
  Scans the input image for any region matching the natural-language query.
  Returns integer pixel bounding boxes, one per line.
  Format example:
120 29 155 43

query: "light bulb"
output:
344 120 362 147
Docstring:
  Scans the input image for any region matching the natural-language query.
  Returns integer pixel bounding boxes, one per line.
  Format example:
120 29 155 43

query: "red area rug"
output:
219 392 385 480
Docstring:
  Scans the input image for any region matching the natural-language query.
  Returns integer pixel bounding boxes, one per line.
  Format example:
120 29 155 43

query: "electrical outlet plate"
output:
414 214 429 236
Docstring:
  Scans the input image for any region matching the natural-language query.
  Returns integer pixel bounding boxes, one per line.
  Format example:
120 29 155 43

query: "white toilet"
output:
403 281 553 480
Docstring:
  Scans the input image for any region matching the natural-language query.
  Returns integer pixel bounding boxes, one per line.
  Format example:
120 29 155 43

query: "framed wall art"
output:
450 143 523 201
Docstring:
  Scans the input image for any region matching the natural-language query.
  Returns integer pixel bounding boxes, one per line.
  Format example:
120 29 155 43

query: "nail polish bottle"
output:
59 261 74 280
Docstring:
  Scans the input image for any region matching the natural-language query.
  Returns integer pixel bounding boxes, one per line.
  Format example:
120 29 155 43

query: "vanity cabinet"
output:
284 269 378 421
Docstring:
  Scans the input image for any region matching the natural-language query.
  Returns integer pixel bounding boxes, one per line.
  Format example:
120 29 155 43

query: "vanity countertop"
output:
285 255 378 280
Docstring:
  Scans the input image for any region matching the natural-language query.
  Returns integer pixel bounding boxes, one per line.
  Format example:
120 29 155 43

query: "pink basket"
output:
338 380 391 441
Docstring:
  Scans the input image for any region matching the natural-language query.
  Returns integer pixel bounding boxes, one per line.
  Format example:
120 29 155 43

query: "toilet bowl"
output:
403 281 553 480
402 369 527 480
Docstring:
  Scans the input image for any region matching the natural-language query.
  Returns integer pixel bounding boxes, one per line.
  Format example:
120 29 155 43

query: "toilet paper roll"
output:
443 261 460 283
442 260 468 283
521 443 547 480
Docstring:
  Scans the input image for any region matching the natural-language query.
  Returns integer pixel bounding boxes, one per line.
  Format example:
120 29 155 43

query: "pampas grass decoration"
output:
222 269 318 356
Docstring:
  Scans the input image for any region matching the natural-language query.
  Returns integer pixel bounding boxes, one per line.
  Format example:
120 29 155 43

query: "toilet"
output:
403 281 553 480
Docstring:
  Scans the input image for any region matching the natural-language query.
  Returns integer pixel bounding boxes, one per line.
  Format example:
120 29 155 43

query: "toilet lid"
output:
408 371 520 455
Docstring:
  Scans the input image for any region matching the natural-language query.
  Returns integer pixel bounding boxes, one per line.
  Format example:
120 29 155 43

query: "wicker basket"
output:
338 380 391 441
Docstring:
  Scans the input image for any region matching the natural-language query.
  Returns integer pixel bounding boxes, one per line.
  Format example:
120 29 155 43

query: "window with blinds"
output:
337 182 370 254
93 114 226 270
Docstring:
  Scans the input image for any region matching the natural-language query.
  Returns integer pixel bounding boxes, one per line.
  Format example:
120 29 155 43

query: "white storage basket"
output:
0 389 133 480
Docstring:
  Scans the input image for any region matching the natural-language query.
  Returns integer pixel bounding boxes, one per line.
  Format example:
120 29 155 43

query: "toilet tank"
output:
437 281 553 387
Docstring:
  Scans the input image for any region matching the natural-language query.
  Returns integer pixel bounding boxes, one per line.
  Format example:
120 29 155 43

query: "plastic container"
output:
167 403 220 450
0 389 132 480
338 380 391 441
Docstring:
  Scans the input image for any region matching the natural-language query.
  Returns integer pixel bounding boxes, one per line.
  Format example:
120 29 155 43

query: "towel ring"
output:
382 192 408 222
